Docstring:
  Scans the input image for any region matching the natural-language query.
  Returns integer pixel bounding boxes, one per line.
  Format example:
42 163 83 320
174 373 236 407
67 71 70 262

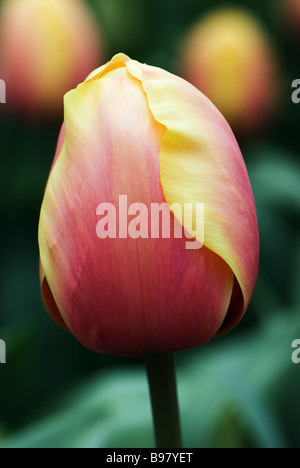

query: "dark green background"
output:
0 0 300 448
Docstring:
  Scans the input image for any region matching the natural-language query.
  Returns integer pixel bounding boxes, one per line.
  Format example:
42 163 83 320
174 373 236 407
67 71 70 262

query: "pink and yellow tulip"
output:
0 0 103 117
38 54 259 356
180 8 279 135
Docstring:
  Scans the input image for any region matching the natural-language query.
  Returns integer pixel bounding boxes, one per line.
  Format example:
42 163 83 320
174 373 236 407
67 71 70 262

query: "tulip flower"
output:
38 53 259 358
284 0 300 38
0 0 103 117
180 8 279 135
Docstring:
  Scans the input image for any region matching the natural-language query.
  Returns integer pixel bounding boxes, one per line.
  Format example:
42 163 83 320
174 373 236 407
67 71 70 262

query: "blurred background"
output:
0 0 300 448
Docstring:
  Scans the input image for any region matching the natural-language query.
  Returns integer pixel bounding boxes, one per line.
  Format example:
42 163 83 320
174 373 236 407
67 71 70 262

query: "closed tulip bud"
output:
180 8 279 135
38 54 259 356
0 0 103 118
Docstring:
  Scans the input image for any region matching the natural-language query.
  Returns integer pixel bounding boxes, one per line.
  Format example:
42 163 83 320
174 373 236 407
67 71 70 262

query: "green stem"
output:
145 353 182 448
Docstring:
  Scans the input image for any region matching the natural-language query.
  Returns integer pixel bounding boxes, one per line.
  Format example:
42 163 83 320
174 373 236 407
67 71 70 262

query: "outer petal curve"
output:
124 58 259 331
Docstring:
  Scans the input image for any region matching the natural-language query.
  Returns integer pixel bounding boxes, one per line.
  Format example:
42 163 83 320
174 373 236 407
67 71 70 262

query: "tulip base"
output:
145 353 182 448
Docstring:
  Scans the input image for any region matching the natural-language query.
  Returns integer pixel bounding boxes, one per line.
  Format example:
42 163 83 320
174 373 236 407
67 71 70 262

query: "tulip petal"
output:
39 124 68 331
52 123 66 169
125 59 259 331
39 57 235 355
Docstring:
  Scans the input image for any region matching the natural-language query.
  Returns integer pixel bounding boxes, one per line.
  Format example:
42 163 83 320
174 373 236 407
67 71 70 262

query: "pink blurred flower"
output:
38 54 259 356
0 0 104 118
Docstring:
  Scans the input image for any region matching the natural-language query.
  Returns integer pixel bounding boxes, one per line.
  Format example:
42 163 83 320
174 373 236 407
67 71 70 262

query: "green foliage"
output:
2 312 300 448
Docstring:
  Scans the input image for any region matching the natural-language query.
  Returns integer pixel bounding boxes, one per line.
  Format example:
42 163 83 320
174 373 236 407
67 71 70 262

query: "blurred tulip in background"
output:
38 54 259 357
180 8 279 135
0 0 104 118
